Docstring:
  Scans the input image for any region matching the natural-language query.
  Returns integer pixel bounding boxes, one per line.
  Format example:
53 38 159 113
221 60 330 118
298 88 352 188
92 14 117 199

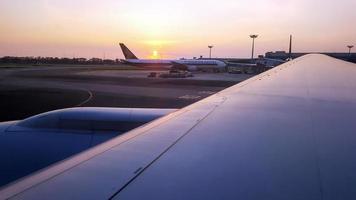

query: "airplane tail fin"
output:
119 43 138 59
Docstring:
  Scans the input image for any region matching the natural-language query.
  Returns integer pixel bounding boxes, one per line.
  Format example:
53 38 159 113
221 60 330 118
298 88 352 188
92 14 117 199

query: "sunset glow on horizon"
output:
0 0 355 59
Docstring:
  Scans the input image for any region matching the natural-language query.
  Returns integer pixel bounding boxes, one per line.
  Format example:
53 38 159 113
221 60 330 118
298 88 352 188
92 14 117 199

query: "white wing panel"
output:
2 55 356 200
1 95 225 199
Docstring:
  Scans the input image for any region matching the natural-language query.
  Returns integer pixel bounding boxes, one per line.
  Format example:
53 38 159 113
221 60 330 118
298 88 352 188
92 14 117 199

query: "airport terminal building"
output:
265 51 356 63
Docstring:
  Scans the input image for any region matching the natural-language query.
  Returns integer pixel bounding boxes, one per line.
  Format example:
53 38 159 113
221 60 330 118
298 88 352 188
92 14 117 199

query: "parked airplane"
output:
1 54 356 200
119 43 227 71
256 35 292 67
257 57 286 67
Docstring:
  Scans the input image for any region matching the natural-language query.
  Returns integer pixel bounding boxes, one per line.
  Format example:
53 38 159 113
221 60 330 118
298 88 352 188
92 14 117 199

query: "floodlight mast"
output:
347 45 354 55
208 45 214 59
288 35 293 60
250 34 258 61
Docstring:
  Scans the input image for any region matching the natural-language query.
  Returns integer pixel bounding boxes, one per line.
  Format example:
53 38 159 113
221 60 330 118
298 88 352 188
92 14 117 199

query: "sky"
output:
0 0 355 59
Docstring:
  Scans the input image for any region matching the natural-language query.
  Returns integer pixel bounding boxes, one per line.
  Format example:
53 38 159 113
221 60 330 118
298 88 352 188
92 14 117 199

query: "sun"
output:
153 50 158 57
150 50 159 59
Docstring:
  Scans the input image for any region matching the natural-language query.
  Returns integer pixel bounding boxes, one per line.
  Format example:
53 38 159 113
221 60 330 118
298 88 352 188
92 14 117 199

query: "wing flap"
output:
1 96 226 199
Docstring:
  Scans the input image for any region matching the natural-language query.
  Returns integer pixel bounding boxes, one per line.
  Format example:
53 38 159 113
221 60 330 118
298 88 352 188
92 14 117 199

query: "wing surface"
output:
2 54 356 200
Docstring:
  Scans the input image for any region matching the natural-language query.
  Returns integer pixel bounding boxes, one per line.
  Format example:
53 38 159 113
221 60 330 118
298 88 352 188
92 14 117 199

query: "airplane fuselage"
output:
121 58 227 71
119 43 226 71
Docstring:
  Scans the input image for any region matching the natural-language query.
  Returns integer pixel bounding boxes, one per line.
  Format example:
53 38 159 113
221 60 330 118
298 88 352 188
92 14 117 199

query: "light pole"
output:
250 35 258 62
208 45 214 59
347 45 354 55
288 35 293 60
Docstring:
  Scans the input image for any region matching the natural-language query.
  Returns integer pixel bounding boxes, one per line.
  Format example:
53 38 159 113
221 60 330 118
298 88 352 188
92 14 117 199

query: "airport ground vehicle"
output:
147 72 158 77
159 70 193 78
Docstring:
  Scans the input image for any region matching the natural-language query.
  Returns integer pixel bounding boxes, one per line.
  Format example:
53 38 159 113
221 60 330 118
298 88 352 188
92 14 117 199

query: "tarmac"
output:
78 70 253 81
0 64 254 122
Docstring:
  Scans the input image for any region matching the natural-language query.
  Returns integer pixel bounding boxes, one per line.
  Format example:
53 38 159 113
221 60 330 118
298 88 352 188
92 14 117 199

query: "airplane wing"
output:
2 54 356 199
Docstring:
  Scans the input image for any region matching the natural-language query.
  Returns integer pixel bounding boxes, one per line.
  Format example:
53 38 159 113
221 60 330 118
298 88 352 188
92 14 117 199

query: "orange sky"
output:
0 0 355 59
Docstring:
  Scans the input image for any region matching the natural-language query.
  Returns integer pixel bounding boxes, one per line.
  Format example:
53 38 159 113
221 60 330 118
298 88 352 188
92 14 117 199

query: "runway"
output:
0 64 253 122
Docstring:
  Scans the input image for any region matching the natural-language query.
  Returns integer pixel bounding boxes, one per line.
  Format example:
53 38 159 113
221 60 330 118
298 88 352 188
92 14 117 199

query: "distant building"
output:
265 51 356 63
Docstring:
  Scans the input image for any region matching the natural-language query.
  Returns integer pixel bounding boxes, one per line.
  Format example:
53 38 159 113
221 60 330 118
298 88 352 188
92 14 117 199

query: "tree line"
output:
0 56 121 65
